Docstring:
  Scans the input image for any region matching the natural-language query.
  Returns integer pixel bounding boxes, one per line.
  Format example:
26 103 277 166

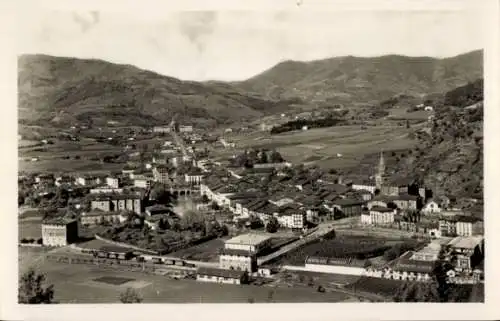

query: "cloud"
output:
177 11 218 54
72 11 100 32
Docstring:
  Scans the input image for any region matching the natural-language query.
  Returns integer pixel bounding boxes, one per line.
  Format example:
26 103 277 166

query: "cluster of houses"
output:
23 122 485 290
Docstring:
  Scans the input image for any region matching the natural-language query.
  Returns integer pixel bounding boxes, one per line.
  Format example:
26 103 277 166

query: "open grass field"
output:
274 234 396 266
19 158 124 174
19 249 351 303
345 276 402 298
387 108 431 121
224 124 416 169
277 270 361 287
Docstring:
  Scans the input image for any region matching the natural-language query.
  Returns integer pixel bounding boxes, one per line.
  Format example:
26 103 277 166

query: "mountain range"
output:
18 50 483 127
237 50 483 103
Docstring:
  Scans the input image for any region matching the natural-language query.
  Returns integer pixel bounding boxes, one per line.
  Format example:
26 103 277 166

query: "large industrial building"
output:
224 234 272 254
218 234 273 273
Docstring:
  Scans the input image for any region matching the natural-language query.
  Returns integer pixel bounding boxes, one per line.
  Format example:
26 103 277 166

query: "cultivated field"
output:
224 124 416 169
387 108 430 121
345 276 403 298
168 238 227 262
273 234 413 266
18 217 42 240
19 158 124 174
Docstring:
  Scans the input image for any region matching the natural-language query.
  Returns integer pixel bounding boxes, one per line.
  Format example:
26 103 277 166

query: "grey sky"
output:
18 9 485 81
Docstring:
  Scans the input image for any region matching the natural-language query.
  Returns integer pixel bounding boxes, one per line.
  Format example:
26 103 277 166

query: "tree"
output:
158 217 170 230
119 287 143 303
210 202 220 211
266 216 279 233
219 224 229 236
259 151 269 164
269 150 284 163
393 281 440 302
18 269 54 304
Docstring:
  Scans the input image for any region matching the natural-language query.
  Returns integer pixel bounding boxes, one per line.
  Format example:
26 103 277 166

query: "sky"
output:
17 7 486 81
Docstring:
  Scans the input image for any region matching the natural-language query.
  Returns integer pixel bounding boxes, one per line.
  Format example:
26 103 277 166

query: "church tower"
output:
375 151 385 189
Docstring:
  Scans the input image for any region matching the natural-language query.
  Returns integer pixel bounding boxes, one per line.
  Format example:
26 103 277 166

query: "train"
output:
79 247 195 268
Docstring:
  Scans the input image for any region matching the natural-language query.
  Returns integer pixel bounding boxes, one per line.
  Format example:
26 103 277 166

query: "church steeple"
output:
375 151 385 188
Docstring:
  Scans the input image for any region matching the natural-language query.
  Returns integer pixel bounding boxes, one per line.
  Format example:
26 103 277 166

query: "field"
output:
273 234 411 266
168 238 227 262
18 247 351 303
93 276 135 285
387 108 431 121
19 158 124 174
18 217 42 240
224 124 416 169
345 276 403 298
276 270 361 287
17 125 162 174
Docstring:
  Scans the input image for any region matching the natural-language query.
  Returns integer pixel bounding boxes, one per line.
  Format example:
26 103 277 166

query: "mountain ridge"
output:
18 50 483 127
235 49 483 103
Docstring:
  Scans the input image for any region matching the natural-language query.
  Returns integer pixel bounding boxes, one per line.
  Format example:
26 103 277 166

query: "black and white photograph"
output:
2 0 500 319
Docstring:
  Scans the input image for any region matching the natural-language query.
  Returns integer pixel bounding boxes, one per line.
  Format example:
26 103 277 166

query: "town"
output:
18 115 484 303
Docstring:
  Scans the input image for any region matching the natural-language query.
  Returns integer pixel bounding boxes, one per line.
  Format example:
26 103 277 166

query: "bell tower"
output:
375 151 385 189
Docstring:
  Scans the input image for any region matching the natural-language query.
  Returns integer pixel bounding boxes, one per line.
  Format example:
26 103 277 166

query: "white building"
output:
106 177 120 188
304 257 370 276
422 200 442 215
196 267 247 285
224 234 272 254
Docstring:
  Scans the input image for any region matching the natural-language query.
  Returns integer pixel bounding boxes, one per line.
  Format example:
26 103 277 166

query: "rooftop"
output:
145 204 171 213
306 256 370 268
333 198 365 206
83 211 123 217
447 236 484 249
197 267 246 279
99 245 134 254
394 194 419 201
42 217 77 225
370 206 395 213
220 248 255 257
89 193 142 201
225 233 272 246
394 251 437 274
440 214 483 223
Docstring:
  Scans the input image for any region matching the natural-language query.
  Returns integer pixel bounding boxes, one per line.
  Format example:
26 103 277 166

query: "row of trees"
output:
270 116 344 134
230 148 285 168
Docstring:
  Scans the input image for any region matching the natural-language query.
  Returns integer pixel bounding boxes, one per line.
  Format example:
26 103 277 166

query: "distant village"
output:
18 117 484 293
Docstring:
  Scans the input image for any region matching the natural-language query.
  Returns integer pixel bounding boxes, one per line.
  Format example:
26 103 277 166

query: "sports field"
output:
19 249 351 303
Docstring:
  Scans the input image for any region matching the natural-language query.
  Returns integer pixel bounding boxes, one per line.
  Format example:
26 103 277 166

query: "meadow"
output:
224 124 416 169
